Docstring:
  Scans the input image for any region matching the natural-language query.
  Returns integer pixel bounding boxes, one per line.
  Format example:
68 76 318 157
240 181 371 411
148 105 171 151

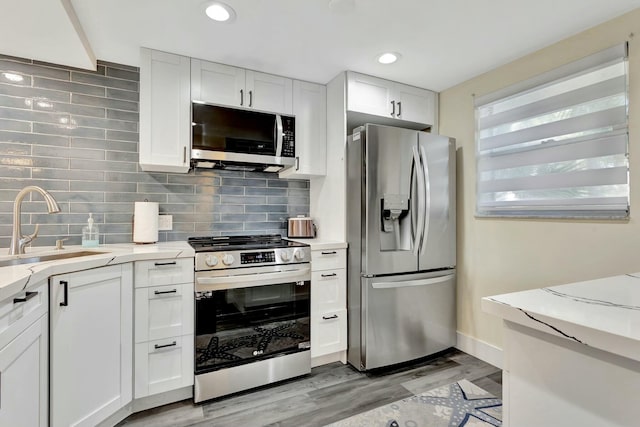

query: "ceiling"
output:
3 0 640 91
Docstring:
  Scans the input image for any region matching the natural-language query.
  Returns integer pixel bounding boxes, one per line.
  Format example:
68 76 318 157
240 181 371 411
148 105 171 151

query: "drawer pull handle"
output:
154 341 177 350
154 261 177 266
60 281 69 307
13 291 38 304
322 314 339 320
321 251 337 255
154 289 178 295
321 273 337 278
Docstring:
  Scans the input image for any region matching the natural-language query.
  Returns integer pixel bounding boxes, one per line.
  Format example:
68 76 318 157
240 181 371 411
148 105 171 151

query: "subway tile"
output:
266 180 289 188
105 171 166 183
105 139 138 152
0 73 31 87
106 108 138 122
33 122 105 139
72 116 138 132
221 213 267 222
0 178 69 191
287 196 310 205
286 180 310 189
30 212 94 225
218 186 245 195
268 213 291 221
48 191 104 203
221 177 267 187
0 94 31 109
101 223 132 234
0 83 70 103
267 196 290 205
164 231 197 242
0 165 30 178
106 87 138 102
0 55 31 64
99 60 138 73
71 72 139 92
0 106 71 125
31 224 71 236
32 167 104 181
69 202 131 213
158 204 196 215
1 155 69 169
105 192 166 203
137 183 194 194
245 187 287 196
244 221 284 230
0 142 31 156
106 129 138 142
168 222 197 233
287 205 310 215
167 193 216 204
104 234 135 244
72 93 138 112
169 174 219 186
33 77 106 97
35 101 106 119
245 204 288 213
0 118 30 132
69 158 137 172
104 213 135 223
105 67 139 82
211 222 244 231
220 195 267 205
0 59 70 80
0 130 69 147
106 150 137 162
33 145 105 160
70 181 137 193
288 188 311 197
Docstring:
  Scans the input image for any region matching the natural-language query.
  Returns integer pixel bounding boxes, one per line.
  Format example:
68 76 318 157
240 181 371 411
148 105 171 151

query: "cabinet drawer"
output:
135 258 194 288
311 249 346 271
135 282 194 343
0 281 48 349
135 335 194 398
311 308 347 358
311 269 346 314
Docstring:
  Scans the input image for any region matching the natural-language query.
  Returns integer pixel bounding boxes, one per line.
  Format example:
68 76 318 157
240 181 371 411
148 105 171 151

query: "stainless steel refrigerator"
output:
346 123 456 371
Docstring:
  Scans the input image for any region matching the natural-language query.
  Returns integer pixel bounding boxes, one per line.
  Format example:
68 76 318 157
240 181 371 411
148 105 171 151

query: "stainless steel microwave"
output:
191 102 295 172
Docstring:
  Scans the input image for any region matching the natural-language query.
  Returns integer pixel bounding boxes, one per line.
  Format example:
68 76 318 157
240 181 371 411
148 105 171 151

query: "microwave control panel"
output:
281 116 295 158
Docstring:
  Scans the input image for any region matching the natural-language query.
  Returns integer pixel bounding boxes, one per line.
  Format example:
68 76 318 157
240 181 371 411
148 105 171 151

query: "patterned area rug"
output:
325 379 502 427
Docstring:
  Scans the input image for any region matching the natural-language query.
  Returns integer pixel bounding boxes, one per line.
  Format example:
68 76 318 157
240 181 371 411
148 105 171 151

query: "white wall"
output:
440 9 640 348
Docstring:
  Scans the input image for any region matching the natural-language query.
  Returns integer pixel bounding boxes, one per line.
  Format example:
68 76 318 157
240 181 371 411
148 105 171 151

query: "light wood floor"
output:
118 349 501 427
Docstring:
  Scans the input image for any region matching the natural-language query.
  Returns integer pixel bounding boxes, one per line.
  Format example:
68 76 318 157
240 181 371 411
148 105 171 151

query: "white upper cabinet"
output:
139 48 191 173
346 71 436 127
280 80 327 179
192 59 293 115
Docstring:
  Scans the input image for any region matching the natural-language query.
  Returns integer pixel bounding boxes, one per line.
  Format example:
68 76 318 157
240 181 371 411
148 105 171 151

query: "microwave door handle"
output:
275 114 284 157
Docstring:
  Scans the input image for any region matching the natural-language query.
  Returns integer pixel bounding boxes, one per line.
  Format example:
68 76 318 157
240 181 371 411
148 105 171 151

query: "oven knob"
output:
205 255 219 267
280 249 292 262
293 249 305 261
222 254 235 266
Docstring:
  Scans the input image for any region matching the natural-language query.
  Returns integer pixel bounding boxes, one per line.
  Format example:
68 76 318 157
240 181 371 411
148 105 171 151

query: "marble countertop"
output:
0 242 194 303
482 273 640 363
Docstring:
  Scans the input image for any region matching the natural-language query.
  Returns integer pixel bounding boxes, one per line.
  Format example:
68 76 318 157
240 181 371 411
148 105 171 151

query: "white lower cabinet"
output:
0 280 48 427
134 258 194 399
50 264 133 427
311 248 347 360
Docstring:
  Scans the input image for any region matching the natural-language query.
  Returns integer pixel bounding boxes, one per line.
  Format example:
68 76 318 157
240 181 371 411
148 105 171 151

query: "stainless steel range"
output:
188 235 311 403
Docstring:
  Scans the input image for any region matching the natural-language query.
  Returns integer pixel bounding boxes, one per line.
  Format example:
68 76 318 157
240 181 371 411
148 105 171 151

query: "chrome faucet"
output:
9 186 61 255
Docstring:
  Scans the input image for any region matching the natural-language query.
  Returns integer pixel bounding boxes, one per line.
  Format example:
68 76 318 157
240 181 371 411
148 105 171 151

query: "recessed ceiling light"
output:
377 52 400 65
205 2 236 22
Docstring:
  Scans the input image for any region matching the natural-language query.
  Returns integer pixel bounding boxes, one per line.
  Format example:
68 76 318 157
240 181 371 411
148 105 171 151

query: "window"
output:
475 43 629 219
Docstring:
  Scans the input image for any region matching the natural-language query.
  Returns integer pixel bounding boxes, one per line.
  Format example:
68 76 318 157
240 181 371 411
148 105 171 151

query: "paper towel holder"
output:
132 199 159 244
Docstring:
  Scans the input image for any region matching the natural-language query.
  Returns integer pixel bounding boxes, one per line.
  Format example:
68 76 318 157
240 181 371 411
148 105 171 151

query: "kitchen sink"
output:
0 251 108 268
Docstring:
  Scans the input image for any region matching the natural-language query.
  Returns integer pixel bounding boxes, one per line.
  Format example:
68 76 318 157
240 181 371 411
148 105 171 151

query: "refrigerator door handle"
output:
372 274 455 289
412 145 426 256
419 145 431 252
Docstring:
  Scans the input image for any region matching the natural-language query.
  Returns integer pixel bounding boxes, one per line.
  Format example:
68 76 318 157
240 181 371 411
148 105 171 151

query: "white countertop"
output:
0 242 194 303
286 238 347 250
482 273 640 363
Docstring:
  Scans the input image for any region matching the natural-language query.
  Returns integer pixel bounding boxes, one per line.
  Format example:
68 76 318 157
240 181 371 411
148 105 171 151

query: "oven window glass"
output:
195 280 310 374
192 104 277 155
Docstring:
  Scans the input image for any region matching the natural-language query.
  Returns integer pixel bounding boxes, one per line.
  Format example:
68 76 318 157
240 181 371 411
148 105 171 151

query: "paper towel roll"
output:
133 201 159 243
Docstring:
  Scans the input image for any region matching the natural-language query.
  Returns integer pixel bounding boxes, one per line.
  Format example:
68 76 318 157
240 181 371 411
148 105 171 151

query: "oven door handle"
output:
196 267 311 291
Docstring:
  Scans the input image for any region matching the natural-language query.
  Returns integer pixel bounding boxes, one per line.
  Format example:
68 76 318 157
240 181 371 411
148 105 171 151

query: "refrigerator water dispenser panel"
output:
380 194 411 251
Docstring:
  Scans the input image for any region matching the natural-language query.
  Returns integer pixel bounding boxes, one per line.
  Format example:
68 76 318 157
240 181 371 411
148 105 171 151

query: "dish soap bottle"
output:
82 213 100 247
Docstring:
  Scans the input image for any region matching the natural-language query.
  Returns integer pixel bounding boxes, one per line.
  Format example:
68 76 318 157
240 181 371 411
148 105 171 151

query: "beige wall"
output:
439 8 640 348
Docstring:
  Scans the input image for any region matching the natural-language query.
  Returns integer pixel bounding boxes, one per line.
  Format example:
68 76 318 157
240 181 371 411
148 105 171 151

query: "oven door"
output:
194 266 311 375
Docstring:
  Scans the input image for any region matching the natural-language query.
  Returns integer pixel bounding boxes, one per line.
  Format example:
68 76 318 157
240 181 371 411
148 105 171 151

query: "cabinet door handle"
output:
183 146 187 164
295 156 300 171
154 341 177 350
154 261 177 266
321 273 337 278
60 280 68 307
240 89 244 106
154 289 178 295
322 314 338 320
13 291 38 304
321 251 337 255
391 100 396 117
397 101 402 117
249 90 253 107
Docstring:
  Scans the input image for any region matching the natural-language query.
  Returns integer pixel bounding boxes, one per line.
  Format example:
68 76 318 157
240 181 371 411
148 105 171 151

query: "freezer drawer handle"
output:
154 261 177 267
154 341 177 350
154 289 178 295
13 291 38 304
320 251 337 255
372 274 455 289
321 273 337 278
322 314 338 320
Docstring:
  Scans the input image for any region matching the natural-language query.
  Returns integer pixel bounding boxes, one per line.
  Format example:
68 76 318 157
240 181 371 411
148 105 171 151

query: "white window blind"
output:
475 43 629 219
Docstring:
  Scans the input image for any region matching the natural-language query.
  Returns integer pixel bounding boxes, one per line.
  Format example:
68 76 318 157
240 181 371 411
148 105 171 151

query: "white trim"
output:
456 331 503 369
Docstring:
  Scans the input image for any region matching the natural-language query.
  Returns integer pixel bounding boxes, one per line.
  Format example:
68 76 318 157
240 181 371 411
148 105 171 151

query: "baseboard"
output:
456 331 503 369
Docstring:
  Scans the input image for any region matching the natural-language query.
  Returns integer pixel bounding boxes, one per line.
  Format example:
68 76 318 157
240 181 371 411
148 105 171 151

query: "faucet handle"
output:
22 224 40 245
55 237 69 250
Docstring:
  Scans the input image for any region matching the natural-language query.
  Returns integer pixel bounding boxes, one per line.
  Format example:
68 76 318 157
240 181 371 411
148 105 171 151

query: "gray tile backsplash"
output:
0 55 310 248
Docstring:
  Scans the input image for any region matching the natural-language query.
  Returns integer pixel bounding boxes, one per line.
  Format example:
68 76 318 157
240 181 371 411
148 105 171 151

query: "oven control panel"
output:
195 246 311 271
241 251 275 264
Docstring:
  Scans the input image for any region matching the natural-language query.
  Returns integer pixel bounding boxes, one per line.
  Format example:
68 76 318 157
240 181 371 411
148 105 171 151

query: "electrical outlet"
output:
158 215 173 231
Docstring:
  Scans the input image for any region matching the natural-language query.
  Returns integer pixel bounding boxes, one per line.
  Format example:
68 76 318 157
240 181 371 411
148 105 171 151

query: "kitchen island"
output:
482 273 640 427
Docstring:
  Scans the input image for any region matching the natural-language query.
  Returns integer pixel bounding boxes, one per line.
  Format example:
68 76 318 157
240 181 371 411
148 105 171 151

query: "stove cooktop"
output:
188 234 308 252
